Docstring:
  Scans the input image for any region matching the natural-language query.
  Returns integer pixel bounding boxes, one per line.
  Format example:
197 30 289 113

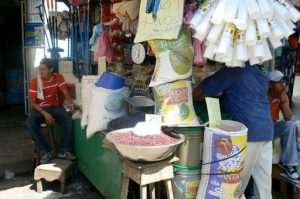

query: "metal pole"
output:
21 0 28 115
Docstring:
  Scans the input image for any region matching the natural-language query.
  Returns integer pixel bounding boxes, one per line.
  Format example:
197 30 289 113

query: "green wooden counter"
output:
73 119 122 199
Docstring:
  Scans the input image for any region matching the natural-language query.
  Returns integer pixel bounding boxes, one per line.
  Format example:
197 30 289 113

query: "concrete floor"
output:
0 106 104 199
0 106 33 175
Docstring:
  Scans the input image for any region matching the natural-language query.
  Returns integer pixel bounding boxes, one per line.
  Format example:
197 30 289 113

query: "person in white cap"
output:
268 70 299 179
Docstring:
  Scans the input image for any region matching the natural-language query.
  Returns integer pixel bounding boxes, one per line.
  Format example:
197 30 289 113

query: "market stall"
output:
46 0 300 198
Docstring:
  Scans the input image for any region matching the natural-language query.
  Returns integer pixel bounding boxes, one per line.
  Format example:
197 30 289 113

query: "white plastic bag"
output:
86 86 129 138
81 76 100 128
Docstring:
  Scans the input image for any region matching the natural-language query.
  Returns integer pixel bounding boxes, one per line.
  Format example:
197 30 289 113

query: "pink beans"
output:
111 131 179 146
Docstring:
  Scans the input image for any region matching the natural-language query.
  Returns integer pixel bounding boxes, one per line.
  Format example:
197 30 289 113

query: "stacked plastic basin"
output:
172 113 232 199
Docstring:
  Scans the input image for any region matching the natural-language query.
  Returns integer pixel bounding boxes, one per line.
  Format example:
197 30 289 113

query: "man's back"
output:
202 65 274 142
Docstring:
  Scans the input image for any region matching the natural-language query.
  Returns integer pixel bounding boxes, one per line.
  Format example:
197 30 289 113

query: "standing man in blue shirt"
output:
193 63 274 199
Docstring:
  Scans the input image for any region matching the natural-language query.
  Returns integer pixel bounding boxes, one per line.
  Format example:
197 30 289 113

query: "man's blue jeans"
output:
274 120 299 166
27 106 73 155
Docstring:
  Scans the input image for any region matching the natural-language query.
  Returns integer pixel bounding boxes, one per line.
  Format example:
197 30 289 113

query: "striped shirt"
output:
29 73 67 107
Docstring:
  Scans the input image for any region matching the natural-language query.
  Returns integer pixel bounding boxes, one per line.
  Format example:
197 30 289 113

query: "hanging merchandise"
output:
148 28 194 87
109 8 125 63
189 0 300 67
56 11 72 40
153 80 200 127
94 30 113 63
196 120 248 199
89 24 103 47
101 2 111 24
193 38 207 66
146 0 161 16
123 33 134 64
183 2 198 26
134 0 185 43
112 0 140 34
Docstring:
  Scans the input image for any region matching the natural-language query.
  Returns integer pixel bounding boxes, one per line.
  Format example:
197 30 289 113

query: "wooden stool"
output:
121 156 178 199
272 164 289 199
34 158 74 194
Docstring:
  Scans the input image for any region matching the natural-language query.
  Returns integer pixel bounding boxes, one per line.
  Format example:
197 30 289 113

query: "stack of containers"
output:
148 28 203 199
189 0 300 67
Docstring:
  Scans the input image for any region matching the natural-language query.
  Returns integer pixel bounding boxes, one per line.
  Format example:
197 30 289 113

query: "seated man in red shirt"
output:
27 58 76 164
268 70 299 179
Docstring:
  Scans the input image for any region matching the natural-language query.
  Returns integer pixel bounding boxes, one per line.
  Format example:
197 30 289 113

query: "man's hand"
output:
42 111 55 125
65 99 74 112
280 85 289 103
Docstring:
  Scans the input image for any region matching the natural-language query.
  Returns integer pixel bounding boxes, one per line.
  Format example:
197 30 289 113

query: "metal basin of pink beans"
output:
106 128 185 162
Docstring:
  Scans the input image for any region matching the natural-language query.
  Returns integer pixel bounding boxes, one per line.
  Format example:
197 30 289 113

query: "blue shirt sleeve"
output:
200 67 236 96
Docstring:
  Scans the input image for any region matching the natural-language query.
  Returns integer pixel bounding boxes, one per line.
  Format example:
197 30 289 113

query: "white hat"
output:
268 70 284 82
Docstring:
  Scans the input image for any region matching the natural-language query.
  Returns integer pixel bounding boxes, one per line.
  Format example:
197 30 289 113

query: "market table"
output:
73 119 122 199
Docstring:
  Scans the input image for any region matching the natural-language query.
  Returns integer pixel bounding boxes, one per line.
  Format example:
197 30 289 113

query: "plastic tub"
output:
172 164 201 199
95 72 124 90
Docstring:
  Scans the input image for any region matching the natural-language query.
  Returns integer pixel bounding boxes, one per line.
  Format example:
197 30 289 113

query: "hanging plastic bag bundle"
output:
153 80 200 127
196 120 248 199
148 28 194 87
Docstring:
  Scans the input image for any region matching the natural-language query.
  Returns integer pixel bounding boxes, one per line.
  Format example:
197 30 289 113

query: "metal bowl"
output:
106 128 185 162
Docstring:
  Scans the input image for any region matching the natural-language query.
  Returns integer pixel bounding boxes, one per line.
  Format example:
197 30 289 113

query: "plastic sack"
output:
153 80 200 127
196 120 248 199
272 137 282 164
149 28 194 87
86 86 129 138
81 76 100 128
134 0 184 43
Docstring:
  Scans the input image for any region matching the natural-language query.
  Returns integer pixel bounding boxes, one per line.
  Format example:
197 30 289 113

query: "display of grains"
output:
111 131 180 146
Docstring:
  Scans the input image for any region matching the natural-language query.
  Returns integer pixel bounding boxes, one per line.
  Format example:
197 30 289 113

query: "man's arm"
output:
280 87 292 121
30 97 55 125
193 85 206 101
57 74 74 112
193 66 235 100
61 88 74 112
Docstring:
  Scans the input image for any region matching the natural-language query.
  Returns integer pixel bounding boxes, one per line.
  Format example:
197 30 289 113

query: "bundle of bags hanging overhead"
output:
189 0 300 67
196 120 248 199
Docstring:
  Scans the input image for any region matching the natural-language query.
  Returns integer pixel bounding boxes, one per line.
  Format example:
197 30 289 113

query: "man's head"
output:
39 58 57 79
268 70 286 94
